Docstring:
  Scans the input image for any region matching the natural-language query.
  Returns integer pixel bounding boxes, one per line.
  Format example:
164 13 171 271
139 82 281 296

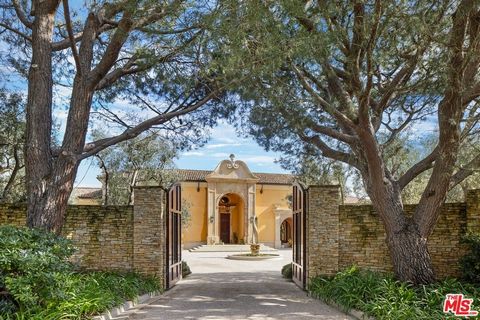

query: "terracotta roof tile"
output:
74 188 102 199
175 169 294 185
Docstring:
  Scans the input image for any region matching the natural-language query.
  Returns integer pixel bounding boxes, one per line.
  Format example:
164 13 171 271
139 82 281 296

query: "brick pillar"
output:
133 186 166 289
306 185 341 283
466 189 480 232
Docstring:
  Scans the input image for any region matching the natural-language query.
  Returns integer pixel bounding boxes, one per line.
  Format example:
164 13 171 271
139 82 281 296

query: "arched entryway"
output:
280 217 292 246
218 193 245 244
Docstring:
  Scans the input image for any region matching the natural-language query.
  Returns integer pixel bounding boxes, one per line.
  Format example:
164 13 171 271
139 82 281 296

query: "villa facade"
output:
69 156 296 249
178 156 294 249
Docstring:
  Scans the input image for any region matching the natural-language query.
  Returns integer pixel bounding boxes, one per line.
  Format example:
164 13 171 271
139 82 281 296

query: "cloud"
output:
209 120 249 144
182 151 205 156
205 143 243 149
241 155 277 164
211 152 230 158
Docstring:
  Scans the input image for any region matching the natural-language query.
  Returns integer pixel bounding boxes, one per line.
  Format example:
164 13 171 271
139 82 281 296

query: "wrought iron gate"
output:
166 183 182 289
292 182 306 289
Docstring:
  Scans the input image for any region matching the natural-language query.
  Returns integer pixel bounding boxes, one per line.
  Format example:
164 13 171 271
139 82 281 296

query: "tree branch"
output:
292 64 356 130
0 22 31 42
88 11 135 86
80 90 218 160
449 152 480 190
12 0 32 28
398 146 439 189
299 133 360 169
95 31 200 91
62 0 81 74
309 123 357 145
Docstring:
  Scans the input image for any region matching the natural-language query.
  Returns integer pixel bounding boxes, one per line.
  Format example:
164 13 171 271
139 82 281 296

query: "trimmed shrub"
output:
460 233 480 284
281 263 292 280
182 261 192 278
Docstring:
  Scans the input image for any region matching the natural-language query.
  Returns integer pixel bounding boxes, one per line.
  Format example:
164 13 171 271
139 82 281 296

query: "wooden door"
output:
166 183 182 289
220 213 230 244
292 182 306 289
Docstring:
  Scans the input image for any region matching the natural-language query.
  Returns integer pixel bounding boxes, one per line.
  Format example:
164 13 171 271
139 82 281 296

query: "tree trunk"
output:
25 1 60 232
1 145 22 201
128 169 139 205
27 161 79 233
385 219 435 284
359 149 436 285
96 155 109 205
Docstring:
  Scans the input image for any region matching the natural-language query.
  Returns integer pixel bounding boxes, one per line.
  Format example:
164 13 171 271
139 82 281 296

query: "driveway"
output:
128 249 352 320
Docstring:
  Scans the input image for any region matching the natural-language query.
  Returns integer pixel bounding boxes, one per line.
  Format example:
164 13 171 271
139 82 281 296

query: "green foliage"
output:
309 266 480 320
460 233 480 284
0 90 26 202
0 226 161 319
0 225 75 313
182 261 192 278
281 263 292 280
90 131 181 206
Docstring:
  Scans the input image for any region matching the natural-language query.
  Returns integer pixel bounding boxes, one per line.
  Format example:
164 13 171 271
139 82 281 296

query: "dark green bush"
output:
182 261 192 278
281 263 292 280
0 225 75 314
309 265 480 320
460 233 480 284
0 225 161 319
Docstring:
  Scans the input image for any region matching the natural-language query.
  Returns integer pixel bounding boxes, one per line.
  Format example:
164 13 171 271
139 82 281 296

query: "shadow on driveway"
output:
129 271 353 320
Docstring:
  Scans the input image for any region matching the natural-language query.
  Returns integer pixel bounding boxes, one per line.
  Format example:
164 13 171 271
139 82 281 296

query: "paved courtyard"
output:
128 249 352 320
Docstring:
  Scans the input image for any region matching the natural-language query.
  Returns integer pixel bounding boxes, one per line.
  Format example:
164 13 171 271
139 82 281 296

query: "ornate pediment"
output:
206 154 260 183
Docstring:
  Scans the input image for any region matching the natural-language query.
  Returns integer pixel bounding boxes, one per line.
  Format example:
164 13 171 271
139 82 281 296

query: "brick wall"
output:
307 187 480 281
0 186 167 288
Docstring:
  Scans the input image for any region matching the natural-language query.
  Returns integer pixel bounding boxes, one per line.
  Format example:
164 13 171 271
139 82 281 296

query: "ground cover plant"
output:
0 225 161 320
309 266 480 319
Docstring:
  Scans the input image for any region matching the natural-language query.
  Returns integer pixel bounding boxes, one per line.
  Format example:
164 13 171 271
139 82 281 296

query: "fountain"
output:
226 217 280 260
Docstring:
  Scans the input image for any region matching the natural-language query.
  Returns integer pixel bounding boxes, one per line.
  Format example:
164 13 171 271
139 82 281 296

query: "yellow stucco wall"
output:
181 184 207 244
256 185 291 244
181 182 291 247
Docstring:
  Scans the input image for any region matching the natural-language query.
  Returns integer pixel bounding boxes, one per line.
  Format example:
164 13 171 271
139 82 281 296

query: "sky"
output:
74 120 288 188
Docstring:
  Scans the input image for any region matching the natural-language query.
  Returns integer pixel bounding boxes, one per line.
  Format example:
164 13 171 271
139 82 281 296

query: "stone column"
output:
247 183 257 243
133 186 166 289
206 183 218 244
275 211 282 249
306 185 341 282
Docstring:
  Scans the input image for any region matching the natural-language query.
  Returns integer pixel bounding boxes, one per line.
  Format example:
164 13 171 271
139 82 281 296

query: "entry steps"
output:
189 244 277 252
